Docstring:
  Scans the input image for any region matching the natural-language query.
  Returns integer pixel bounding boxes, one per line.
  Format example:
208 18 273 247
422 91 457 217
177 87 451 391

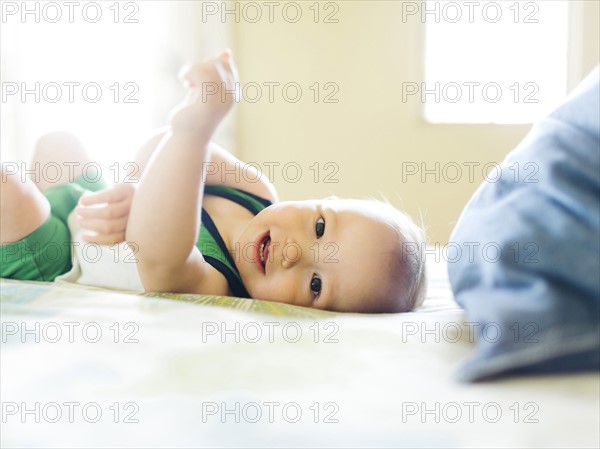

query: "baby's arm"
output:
76 56 276 247
131 131 278 202
126 51 239 293
207 142 278 202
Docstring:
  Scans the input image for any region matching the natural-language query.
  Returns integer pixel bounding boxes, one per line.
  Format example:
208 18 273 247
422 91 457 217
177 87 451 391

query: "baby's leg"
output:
30 131 95 192
0 168 50 244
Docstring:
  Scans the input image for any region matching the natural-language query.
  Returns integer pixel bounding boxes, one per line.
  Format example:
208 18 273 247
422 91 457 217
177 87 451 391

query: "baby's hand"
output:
75 183 136 245
169 49 240 135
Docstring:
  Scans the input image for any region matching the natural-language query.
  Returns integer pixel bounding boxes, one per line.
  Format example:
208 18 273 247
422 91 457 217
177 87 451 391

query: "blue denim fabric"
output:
448 67 600 382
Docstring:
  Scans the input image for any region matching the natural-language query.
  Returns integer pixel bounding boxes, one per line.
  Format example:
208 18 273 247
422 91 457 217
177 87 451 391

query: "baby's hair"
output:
388 203 427 312
327 196 427 313
369 197 427 312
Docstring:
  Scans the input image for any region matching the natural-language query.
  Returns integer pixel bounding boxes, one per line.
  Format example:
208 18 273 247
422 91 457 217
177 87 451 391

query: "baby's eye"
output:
315 217 325 238
310 274 322 298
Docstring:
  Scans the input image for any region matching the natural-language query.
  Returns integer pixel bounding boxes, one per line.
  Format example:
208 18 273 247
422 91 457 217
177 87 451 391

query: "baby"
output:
0 50 426 313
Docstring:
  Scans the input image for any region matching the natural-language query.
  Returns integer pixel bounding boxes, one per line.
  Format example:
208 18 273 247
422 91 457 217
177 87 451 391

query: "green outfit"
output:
1 181 272 298
0 176 106 282
198 185 272 298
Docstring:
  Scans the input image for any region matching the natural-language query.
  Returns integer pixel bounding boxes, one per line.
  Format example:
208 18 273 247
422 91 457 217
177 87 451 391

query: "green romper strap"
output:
198 185 272 298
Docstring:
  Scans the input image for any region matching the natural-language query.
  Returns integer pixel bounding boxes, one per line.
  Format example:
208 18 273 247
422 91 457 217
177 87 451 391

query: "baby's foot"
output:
170 49 240 135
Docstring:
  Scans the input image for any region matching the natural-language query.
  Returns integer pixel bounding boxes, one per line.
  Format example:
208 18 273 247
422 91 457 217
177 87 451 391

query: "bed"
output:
2 249 598 448
3 66 600 449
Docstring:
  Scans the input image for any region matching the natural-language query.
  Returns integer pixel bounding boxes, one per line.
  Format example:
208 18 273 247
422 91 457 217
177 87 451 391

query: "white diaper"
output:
54 211 144 292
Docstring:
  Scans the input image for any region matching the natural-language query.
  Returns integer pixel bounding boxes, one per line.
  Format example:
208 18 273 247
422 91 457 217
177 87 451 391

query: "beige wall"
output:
232 0 599 243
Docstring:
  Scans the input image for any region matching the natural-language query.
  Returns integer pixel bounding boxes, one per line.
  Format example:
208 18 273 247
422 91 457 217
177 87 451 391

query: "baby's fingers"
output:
81 231 126 246
221 50 239 82
76 198 130 220
178 63 194 88
78 189 115 206
78 183 135 206
76 215 128 236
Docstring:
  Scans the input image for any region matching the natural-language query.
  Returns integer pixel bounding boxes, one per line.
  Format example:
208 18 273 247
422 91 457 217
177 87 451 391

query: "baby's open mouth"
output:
259 235 271 269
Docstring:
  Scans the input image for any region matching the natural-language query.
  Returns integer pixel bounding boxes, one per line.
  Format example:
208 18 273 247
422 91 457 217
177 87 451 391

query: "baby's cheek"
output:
259 276 298 305
245 277 273 302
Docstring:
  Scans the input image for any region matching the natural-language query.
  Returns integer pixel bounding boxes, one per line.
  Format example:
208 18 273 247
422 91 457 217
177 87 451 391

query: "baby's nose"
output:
281 237 303 269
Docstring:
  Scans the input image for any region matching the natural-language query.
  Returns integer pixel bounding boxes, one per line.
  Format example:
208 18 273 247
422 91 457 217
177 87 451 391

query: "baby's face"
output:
235 198 398 312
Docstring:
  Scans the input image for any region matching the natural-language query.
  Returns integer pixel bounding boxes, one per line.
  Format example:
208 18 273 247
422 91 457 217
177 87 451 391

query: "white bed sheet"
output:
1 252 598 448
